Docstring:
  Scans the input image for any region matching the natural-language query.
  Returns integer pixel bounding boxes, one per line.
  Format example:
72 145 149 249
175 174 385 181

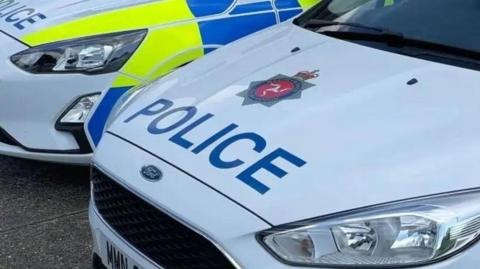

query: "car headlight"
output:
11 29 146 74
259 189 480 267
59 93 101 124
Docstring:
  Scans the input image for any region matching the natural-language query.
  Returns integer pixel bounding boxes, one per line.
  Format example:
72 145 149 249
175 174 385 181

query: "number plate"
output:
100 235 144 269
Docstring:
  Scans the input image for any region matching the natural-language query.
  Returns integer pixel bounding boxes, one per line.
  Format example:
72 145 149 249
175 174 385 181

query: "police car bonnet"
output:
105 24 480 225
0 0 154 35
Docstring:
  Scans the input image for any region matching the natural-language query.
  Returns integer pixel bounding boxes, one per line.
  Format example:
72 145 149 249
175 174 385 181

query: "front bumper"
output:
89 133 279 269
0 31 119 163
89 133 480 269
0 141 92 165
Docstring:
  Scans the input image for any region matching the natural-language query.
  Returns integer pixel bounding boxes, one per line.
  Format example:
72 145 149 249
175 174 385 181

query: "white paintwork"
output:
108 23 480 224
0 0 159 36
91 21 480 268
0 0 302 164
0 31 120 163
0 142 91 165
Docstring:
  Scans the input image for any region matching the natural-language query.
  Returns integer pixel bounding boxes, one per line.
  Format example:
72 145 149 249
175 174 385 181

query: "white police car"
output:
90 0 480 268
0 0 317 165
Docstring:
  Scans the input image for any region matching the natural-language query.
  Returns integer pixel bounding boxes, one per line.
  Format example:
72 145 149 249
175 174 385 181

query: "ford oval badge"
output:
140 165 163 182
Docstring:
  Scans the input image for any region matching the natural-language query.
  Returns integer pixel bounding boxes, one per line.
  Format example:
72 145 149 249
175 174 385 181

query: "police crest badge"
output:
237 70 319 107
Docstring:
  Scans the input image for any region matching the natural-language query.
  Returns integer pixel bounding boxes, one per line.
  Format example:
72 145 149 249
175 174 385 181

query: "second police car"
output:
0 0 318 165
90 0 480 269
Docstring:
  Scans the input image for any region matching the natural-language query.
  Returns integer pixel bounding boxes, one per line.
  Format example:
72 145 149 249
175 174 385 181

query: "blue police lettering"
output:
14 12 46 30
5 7 33 22
169 113 214 149
124 99 173 123
192 123 238 154
209 132 266 169
237 148 307 194
148 106 196 134
0 0 46 30
0 1 23 16
125 98 307 194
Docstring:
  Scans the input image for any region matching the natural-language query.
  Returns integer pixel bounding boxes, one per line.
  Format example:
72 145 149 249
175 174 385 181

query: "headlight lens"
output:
11 29 146 74
259 190 480 267
60 94 101 124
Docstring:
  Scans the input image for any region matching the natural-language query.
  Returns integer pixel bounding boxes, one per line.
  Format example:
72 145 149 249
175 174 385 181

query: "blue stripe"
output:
198 12 276 54
88 87 131 146
279 9 302 21
274 0 301 9
204 47 217 54
187 0 234 17
229 1 273 15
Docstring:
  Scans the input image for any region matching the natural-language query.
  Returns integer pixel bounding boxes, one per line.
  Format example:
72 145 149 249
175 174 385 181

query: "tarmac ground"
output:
0 156 91 269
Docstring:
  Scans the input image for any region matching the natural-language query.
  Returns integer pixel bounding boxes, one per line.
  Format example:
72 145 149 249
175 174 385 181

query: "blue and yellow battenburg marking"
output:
19 0 319 146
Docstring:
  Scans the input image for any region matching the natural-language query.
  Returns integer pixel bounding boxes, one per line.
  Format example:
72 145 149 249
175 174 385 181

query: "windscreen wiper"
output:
304 20 480 64
322 29 480 61
303 19 390 34
303 19 408 46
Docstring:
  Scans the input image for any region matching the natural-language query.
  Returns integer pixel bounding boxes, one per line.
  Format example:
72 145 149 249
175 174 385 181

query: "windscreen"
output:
296 0 480 55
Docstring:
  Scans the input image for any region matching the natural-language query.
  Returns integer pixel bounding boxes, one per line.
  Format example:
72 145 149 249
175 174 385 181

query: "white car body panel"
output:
90 133 480 269
0 142 91 164
0 0 313 164
107 24 480 225
0 32 119 150
0 0 157 36
92 133 273 269
91 22 480 268
0 31 129 164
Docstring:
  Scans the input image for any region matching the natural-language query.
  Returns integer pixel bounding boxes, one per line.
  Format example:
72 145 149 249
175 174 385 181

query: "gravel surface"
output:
0 156 92 269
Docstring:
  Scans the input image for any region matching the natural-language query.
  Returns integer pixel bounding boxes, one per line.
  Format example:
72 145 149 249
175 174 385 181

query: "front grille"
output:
92 168 236 269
